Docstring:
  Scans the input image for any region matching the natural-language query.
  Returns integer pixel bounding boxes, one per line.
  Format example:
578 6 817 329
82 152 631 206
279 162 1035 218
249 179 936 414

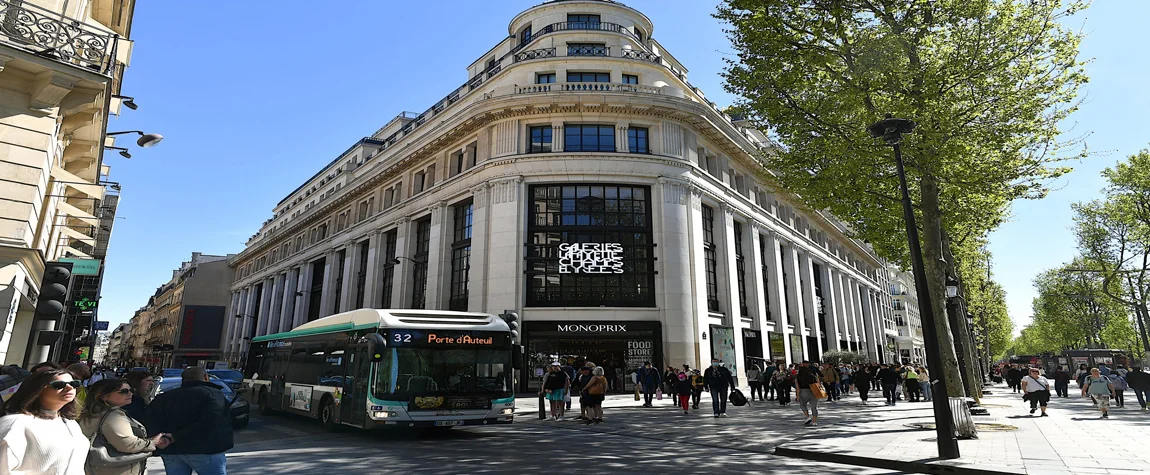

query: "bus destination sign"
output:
388 330 510 348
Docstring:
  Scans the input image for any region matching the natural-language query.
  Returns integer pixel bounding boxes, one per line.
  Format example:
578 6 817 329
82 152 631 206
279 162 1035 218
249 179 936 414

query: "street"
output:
144 395 899 474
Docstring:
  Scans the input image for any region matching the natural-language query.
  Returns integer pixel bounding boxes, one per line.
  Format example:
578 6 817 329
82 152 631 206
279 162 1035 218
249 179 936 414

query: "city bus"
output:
244 309 519 431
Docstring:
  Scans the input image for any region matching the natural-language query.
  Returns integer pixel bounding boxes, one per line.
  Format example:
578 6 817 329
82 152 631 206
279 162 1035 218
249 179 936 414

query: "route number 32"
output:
392 333 413 343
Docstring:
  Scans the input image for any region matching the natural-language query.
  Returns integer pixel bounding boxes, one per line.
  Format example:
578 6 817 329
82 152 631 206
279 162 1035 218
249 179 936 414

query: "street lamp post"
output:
868 114 961 459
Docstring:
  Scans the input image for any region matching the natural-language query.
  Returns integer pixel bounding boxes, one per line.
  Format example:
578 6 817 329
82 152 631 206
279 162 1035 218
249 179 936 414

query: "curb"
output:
772 446 1025 475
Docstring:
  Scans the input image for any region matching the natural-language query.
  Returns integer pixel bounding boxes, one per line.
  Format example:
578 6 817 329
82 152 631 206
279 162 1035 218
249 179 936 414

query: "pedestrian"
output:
122 370 156 423
145 366 234 474
674 371 693 415
1081 367 1115 419
878 363 900 406
581 367 607 425
1007 365 1023 393
663 366 678 405
746 365 763 402
689 369 705 409
79 378 170 475
1075 364 1090 388
66 362 93 410
762 363 778 400
574 365 594 420
636 361 661 408
794 361 821 426
540 362 569 421
1021 367 1051 417
917 366 931 402
1099 364 1111 377
904 366 921 402
854 365 873 404
1108 372 1128 408
820 364 840 401
1052 366 1071 398
840 365 853 396
773 363 793 405
1125 366 1149 411
0 369 88 474
703 358 736 418
560 362 576 411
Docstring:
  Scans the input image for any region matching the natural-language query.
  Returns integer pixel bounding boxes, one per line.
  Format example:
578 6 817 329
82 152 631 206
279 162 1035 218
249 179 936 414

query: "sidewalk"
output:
514 384 1150 474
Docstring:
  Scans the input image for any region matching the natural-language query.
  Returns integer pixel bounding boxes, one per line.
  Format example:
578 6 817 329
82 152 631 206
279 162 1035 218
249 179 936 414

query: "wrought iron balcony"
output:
621 49 661 64
567 45 609 57
514 82 664 95
514 21 640 52
514 47 556 63
0 0 117 75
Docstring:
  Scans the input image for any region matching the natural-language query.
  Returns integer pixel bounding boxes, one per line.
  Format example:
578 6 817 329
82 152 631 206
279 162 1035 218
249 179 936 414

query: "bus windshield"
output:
375 347 510 398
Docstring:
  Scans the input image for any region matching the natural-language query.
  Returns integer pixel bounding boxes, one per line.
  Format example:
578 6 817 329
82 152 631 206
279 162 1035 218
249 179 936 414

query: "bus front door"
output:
341 343 370 427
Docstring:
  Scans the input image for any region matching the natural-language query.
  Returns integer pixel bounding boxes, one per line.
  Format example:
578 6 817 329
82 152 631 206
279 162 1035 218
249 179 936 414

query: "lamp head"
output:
867 114 916 145
137 133 164 148
122 98 137 110
118 149 131 159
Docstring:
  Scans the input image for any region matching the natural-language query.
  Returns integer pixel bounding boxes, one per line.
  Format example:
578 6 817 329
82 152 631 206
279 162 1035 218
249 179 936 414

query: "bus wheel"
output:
319 397 338 432
258 390 276 416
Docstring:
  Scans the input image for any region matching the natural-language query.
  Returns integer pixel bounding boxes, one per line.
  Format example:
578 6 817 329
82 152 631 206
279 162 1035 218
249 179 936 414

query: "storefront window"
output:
526 184 655 307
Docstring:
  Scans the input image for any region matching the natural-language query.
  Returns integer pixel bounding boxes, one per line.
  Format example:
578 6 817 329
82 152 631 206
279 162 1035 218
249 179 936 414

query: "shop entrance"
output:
522 321 662 393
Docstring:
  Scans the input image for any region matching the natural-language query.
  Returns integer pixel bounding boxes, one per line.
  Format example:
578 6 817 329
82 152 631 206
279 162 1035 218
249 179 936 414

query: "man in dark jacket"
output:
703 358 736 418
636 361 661 407
1126 366 1150 411
1052 366 1072 398
877 363 901 406
763 363 778 400
147 366 234 475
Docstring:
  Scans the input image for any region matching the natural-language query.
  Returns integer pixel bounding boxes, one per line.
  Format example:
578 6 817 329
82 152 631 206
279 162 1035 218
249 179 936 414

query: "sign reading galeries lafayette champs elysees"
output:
558 243 624 274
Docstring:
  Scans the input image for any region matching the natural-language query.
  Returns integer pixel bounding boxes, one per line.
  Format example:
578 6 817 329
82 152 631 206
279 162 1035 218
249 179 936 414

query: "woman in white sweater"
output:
0 369 89 474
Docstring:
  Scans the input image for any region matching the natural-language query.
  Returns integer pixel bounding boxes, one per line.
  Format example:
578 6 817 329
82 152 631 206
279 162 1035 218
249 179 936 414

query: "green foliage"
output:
952 238 1014 359
821 350 869 366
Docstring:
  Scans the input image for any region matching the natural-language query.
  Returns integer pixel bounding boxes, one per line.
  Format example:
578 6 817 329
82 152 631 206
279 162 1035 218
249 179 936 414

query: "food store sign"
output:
559 243 623 274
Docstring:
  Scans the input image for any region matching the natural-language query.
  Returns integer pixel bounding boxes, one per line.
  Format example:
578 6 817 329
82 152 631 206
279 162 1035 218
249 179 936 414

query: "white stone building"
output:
889 265 924 364
223 0 896 388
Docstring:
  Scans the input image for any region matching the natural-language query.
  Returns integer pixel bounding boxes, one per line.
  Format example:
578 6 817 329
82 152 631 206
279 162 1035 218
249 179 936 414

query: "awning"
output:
60 246 91 259
57 225 95 244
50 166 104 200
56 201 99 227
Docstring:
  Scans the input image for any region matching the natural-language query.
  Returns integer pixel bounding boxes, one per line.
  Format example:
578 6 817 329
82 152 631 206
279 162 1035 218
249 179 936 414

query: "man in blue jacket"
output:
146 366 234 475
636 361 661 407
704 358 736 417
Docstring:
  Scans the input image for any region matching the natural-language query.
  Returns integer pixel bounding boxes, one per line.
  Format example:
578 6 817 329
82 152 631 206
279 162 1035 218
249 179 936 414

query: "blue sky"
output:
99 1 1149 336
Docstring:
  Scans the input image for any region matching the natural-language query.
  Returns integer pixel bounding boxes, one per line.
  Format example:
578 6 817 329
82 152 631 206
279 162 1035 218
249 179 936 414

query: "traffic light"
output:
501 310 519 343
35 262 72 322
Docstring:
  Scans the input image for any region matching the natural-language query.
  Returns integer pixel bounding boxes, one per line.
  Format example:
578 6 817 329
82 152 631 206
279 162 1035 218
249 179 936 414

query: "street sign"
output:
93 321 109 331
73 297 98 311
59 258 101 276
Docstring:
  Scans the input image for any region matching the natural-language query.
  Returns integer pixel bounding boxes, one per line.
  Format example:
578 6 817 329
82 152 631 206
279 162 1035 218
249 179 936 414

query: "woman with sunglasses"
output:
120 372 155 423
79 379 169 475
0 369 89 474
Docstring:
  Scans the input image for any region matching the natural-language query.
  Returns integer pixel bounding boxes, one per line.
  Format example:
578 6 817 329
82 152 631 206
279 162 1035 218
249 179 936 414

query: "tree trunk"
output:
941 232 983 401
919 175 966 398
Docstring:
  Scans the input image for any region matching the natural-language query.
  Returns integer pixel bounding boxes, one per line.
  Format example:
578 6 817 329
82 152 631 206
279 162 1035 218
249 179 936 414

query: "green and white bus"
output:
244 309 519 431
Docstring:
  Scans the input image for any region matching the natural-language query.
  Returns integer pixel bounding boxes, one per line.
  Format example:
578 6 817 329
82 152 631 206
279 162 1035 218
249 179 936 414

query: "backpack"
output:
1109 374 1128 391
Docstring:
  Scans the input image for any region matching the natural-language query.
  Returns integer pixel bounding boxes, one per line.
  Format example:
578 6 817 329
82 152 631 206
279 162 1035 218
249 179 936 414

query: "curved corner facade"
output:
223 0 899 388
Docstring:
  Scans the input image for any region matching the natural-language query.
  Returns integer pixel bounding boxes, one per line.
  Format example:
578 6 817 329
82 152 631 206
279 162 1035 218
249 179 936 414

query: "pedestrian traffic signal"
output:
501 310 519 343
35 262 72 321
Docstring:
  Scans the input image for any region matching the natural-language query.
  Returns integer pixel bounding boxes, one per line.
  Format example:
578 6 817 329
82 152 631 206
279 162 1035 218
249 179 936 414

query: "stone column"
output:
687 187 711 364
747 223 770 360
269 273 286 334
799 251 822 358
468 184 490 312
257 278 275 338
486 177 524 314
822 267 842 351
392 217 412 308
425 201 449 309
833 269 851 345
781 241 807 360
279 269 297 333
617 124 629 152
318 251 338 318
362 230 383 309
719 204 748 383
339 245 356 312
860 288 880 362
761 231 791 362
551 124 564 152
847 277 863 351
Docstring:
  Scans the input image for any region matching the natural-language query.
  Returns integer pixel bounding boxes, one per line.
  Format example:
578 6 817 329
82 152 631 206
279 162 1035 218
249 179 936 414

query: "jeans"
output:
798 388 819 418
906 381 921 402
920 381 932 401
823 382 839 401
749 381 764 401
1133 388 1150 408
776 384 791 404
161 453 227 475
692 389 703 408
1114 389 1125 407
883 383 898 405
643 391 654 406
710 387 729 414
766 382 776 399
1054 380 1069 398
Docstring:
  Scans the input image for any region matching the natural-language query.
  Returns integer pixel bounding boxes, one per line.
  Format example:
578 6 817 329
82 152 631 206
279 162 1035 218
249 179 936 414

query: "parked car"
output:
208 369 244 391
155 374 250 429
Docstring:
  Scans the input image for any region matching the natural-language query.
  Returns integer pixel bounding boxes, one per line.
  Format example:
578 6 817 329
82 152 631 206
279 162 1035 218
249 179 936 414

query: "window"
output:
528 126 553 153
410 218 431 309
702 205 720 312
520 25 532 44
734 222 748 317
564 125 615 152
355 240 369 309
627 127 649 154
759 236 773 320
536 73 556 84
567 14 600 28
567 72 610 83
449 201 473 311
622 74 638 85
567 43 607 57
332 249 346 314
380 230 397 308
526 184 656 307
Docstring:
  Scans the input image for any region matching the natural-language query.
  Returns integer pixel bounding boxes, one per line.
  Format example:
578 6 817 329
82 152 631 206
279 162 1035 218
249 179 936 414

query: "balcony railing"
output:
515 21 639 52
621 49 661 64
514 47 555 62
567 45 609 57
513 82 664 95
0 0 117 75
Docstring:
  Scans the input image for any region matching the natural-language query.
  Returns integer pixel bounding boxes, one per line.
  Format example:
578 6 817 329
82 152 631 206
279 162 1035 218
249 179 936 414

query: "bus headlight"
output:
500 408 514 415
372 411 397 419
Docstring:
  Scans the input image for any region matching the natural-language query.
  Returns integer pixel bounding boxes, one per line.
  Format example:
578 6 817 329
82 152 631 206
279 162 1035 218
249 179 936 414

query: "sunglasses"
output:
116 388 135 395
48 380 82 391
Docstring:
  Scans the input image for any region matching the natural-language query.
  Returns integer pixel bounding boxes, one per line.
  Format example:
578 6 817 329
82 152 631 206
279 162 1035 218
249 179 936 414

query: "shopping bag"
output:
810 383 828 399
563 390 571 403
656 388 663 400
729 388 748 406
634 386 641 401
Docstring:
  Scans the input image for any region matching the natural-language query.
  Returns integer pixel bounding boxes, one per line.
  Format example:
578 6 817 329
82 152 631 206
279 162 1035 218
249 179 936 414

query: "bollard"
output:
539 392 546 420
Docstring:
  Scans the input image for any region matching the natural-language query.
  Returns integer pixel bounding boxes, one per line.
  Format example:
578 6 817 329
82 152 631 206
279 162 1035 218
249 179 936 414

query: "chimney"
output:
192 252 202 263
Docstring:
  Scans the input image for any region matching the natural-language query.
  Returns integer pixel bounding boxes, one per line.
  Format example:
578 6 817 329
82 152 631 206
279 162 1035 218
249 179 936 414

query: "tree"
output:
1016 259 1140 356
717 0 1089 397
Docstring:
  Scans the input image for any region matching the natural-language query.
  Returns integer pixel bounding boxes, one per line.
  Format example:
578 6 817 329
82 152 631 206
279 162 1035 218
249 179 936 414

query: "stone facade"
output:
889 265 925 364
223 0 896 385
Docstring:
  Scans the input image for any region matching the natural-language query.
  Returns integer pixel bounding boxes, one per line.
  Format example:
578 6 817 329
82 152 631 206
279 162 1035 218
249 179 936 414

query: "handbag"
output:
634 386 641 401
809 383 828 399
87 410 153 468
656 387 663 400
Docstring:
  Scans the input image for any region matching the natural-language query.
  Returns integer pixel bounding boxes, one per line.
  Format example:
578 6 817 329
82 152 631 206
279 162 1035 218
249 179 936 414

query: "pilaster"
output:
468 184 490 312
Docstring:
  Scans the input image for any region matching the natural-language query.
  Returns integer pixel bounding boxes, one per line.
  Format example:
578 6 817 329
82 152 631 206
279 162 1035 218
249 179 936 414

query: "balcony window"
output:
520 25 533 45
627 127 649 154
528 126 553 153
567 72 610 83
567 14 601 29
568 43 608 57
564 125 615 152
536 73 556 84
622 74 638 85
